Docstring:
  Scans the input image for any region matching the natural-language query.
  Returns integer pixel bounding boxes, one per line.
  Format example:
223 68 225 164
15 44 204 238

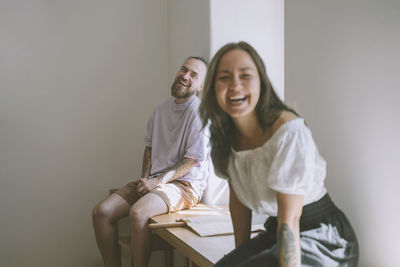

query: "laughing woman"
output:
199 42 359 267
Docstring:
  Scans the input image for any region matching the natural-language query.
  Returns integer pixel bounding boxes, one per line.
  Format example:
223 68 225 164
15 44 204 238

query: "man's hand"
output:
137 177 161 197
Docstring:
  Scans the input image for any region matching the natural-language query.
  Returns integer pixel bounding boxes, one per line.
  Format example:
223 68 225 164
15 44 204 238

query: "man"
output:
92 56 210 267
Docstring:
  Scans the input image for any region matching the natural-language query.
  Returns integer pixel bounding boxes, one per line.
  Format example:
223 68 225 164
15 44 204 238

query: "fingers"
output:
137 183 144 195
137 178 147 193
137 183 143 192
137 177 159 197
137 182 149 197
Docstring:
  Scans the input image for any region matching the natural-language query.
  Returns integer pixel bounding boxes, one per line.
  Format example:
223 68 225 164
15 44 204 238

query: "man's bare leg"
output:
129 193 168 267
92 193 130 267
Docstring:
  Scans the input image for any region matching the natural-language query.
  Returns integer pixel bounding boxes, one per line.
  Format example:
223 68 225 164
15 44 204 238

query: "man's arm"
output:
141 146 152 178
158 157 198 184
137 157 198 196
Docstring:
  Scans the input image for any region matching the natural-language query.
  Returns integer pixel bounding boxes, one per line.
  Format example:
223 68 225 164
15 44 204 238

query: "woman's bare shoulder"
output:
271 111 299 134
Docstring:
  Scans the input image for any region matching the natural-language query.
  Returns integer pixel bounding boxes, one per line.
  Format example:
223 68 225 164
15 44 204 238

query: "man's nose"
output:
181 72 190 80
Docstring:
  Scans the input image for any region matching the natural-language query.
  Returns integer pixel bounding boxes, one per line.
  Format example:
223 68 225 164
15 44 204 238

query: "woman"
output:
199 41 359 267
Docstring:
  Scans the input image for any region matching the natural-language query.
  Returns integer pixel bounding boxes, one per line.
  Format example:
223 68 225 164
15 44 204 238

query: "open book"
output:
177 214 267 237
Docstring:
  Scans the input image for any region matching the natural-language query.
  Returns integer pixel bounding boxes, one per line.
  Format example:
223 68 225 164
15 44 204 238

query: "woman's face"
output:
214 49 261 121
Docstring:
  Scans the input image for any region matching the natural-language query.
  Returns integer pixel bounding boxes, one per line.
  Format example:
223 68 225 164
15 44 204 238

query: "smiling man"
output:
92 57 210 267
171 58 205 102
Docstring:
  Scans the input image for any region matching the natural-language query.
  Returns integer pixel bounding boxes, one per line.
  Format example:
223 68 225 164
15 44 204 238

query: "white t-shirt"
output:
226 118 327 216
144 96 211 198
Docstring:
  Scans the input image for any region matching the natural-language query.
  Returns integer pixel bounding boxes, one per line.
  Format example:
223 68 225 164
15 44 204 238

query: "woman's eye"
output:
218 76 229 81
241 74 251 78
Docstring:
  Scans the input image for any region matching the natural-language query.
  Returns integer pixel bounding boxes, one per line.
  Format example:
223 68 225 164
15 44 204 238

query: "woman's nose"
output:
229 76 241 91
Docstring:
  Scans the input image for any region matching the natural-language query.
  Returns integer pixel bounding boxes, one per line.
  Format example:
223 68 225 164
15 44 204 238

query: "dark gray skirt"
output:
213 194 359 267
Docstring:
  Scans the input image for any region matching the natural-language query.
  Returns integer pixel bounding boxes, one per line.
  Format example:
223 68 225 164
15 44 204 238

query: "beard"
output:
170 80 197 99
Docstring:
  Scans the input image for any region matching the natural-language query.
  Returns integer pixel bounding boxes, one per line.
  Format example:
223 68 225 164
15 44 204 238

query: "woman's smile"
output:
215 49 261 120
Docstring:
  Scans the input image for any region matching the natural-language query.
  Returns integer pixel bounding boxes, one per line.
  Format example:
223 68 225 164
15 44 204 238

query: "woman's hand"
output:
277 193 304 267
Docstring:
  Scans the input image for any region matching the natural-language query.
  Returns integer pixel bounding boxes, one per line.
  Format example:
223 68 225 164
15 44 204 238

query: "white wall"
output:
204 0 285 205
285 0 400 266
0 1 168 266
210 0 284 99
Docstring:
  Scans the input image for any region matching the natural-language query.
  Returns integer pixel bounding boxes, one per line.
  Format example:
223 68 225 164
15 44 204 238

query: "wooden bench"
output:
119 203 246 267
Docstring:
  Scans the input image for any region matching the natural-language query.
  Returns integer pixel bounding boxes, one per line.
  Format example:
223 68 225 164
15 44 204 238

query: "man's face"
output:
171 58 207 101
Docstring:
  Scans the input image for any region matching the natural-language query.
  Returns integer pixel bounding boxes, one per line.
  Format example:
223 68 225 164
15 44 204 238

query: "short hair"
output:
185 56 209 67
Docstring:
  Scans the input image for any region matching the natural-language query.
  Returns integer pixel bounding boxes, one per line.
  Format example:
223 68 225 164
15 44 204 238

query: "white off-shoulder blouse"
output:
226 118 327 216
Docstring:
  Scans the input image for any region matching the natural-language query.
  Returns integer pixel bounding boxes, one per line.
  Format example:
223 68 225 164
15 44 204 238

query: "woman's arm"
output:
277 192 304 267
229 183 252 247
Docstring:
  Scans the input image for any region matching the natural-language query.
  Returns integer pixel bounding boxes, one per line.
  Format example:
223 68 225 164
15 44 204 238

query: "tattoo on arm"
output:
278 223 297 266
160 158 198 184
141 147 151 177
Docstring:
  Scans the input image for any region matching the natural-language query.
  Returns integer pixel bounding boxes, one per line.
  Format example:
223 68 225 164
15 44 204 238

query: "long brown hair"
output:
199 41 297 178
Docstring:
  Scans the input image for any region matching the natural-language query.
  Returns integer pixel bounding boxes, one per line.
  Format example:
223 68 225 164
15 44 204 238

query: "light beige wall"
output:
167 0 210 80
0 1 168 266
285 0 400 266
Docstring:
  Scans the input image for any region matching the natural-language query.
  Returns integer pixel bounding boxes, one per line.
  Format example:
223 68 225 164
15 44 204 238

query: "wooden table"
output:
149 204 235 267
119 203 263 267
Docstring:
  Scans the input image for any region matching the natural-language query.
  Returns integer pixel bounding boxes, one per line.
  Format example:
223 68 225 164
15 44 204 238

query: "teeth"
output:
229 96 246 101
179 81 188 87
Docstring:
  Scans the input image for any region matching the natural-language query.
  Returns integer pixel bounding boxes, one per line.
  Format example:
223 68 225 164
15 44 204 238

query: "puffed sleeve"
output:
267 124 319 195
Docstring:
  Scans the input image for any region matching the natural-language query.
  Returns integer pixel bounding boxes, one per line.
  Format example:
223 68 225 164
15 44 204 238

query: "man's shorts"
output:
114 179 200 213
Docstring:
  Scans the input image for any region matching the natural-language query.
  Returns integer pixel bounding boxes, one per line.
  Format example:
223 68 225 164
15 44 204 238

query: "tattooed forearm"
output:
278 223 297 267
141 147 151 177
159 157 198 184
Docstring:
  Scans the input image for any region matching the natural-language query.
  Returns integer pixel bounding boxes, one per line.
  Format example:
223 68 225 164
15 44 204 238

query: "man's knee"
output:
129 205 149 227
92 201 114 223
129 193 168 228
92 202 105 221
